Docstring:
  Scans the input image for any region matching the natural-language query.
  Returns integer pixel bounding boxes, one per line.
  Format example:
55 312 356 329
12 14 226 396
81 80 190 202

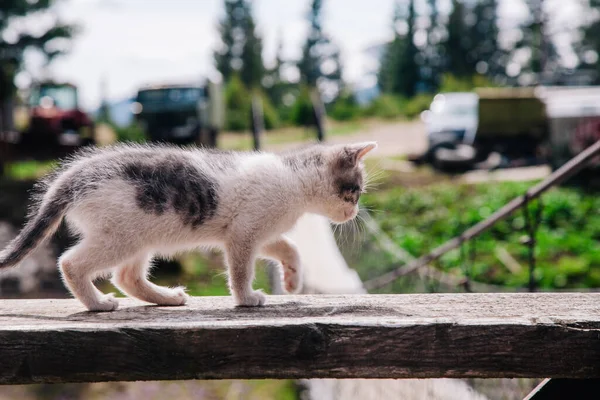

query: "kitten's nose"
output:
344 208 355 220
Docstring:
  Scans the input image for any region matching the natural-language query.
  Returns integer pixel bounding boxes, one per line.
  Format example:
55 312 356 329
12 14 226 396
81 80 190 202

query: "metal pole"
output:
251 94 263 151
310 90 325 142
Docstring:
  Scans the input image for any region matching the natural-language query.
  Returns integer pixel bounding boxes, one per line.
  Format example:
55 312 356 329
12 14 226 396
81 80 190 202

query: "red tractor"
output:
0 81 95 175
21 81 95 148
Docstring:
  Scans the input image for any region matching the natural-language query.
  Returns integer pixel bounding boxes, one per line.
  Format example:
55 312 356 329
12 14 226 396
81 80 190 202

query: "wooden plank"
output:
0 293 598 384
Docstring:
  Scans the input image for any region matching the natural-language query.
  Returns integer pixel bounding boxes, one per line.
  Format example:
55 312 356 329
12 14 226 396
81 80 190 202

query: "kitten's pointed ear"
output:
345 142 378 165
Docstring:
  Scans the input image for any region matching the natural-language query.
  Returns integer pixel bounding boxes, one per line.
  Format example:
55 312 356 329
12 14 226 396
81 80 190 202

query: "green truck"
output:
132 79 224 146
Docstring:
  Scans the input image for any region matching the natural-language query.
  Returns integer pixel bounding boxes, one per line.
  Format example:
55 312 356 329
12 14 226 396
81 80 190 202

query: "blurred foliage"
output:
113 122 146 143
224 74 252 131
361 94 405 120
297 0 344 100
289 86 314 127
378 0 419 97
403 93 434 119
214 0 264 89
259 91 280 130
0 0 76 101
9 379 298 400
328 90 360 121
4 160 56 181
438 73 497 93
360 181 600 291
223 75 280 132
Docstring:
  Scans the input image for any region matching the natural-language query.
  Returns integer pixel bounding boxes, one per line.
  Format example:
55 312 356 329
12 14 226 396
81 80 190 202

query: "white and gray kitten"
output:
0 141 377 311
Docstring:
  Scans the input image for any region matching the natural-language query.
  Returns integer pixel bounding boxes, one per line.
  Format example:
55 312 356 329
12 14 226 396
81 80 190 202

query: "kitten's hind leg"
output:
225 241 266 306
260 236 303 294
59 241 125 312
112 255 189 306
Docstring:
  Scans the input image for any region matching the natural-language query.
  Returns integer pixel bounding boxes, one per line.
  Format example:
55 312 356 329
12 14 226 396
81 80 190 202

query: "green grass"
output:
21 379 298 400
5 160 57 181
354 180 600 292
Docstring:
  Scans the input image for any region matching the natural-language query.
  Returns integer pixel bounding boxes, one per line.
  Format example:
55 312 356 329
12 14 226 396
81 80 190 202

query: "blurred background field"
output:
1 0 600 399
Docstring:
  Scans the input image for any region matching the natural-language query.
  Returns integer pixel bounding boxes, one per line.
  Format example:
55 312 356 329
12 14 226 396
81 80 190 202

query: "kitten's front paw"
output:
235 289 267 307
155 287 189 306
87 293 119 312
283 262 303 294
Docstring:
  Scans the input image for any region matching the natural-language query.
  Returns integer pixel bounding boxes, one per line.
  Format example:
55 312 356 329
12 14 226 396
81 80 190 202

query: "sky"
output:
14 0 582 110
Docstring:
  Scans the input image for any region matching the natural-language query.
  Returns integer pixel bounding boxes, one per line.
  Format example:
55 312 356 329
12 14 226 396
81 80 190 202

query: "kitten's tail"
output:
0 195 68 269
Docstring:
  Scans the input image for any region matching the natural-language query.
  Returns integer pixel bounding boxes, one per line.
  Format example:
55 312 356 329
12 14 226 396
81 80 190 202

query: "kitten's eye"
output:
343 185 360 194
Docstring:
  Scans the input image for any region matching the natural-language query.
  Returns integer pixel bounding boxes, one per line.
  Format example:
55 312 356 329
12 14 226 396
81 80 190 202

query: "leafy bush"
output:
329 91 360 121
259 92 280 130
113 122 146 143
438 73 497 93
360 181 600 290
403 93 434 119
224 75 252 131
362 94 405 119
289 86 314 127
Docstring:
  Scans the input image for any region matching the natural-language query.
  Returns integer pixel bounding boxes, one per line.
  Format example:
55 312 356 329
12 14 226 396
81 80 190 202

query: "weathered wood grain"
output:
0 293 598 384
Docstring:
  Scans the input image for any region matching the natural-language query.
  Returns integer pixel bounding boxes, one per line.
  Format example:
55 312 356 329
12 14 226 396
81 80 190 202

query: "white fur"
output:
23 142 377 311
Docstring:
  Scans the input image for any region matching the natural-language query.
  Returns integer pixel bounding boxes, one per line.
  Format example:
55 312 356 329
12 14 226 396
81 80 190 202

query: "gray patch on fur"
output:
331 153 364 205
121 156 219 228
282 147 325 172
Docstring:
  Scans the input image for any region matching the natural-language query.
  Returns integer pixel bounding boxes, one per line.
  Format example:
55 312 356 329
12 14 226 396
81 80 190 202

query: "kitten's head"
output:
308 141 377 224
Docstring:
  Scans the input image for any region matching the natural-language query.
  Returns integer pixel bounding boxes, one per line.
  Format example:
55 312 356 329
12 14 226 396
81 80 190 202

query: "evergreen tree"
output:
297 0 344 101
394 0 419 97
377 3 405 94
577 0 600 83
240 12 264 88
377 0 419 97
264 34 285 104
444 0 471 77
214 0 265 88
467 0 504 80
422 0 442 91
0 0 74 101
515 0 561 82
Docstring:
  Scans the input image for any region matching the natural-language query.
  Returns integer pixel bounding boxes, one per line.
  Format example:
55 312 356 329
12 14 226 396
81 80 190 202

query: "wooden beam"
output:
0 293 599 384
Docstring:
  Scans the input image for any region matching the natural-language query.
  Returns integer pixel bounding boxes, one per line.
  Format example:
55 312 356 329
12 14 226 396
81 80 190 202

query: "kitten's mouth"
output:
343 207 358 221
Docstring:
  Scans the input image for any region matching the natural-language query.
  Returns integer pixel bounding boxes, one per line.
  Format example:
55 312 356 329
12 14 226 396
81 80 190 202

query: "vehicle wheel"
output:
432 144 477 171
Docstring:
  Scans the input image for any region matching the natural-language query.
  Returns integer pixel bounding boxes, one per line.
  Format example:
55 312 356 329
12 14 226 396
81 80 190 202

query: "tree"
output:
264 34 285 104
378 0 420 98
394 0 419 97
377 2 404 94
444 0 471 77
467 0 505 80
0 0 74 129
577 0 600 83
214 0 265 88
421 0 443 91
297 0 344 101
514 0 562 83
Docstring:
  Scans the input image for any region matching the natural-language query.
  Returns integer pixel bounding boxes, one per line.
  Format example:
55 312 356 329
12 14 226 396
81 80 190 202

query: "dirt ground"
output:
268 120 429 157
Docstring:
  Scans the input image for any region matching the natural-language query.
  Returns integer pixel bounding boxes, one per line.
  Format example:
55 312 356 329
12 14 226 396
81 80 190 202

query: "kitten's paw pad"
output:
236 290 266 307
88 293 119 312
156 287 189 306
283 263 302 294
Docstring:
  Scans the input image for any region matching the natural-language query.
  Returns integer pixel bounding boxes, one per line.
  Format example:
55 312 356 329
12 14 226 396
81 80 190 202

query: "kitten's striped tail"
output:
0 198 68 269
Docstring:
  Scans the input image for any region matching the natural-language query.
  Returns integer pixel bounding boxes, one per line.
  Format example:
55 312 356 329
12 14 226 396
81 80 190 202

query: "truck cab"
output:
132 79 223 146
421 92 479 147
417 88 549 170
